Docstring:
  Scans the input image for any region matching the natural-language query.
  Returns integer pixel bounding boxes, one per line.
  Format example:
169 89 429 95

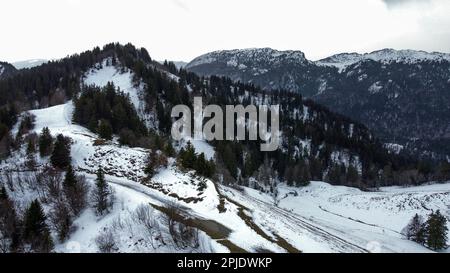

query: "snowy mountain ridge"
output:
186 47 450 159
12 59 48 70
187 48 311 70
316 49 450 71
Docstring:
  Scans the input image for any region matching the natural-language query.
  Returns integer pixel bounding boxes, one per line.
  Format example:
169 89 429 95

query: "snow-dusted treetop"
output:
316 49 450 71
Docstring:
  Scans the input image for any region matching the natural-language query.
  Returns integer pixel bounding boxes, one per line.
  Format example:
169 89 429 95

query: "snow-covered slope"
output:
4 102 289 253
3 100 449 253
317 49 450 71
82 59 157 129
222 181 450 253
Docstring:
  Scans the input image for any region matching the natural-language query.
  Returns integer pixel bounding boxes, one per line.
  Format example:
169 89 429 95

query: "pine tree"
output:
50 134 71 170
98 119 113 140
426 210 448 251
179 142 196 169
38 127 53 157
0 185 8 200
23 199 54 252
347 165 360 186
164 142 175 157
63 167 89 216
222 145 237 178
144 150 168 178
63 165 77 189
0 189 22 251
295 160 311 187
205 159 216 178
26 138 35 155
25 138 37 170
404 213 426 244
243 153 255 178
327 164 341 185
194 153 207 176
92 169 114 216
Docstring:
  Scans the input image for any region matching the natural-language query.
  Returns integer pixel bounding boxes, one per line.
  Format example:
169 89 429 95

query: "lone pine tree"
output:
0 187 22 252
98 119 113 140
23 199 54 252
0 185 8 200
63 165 77 189
426 210 448 251
38 127 53 157
92 168 114 216
63 165 89 216
51 134 71 170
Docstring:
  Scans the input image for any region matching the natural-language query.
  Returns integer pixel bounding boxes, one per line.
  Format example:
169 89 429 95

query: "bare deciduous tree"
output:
95 228 117 253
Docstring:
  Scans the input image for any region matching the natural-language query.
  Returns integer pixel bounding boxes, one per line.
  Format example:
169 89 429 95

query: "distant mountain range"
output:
12 59 48 69
186 48 450 159
0 59 49 80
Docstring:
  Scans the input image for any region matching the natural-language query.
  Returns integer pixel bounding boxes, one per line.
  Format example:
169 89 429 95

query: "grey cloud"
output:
382 0 430 8
171 0 190 11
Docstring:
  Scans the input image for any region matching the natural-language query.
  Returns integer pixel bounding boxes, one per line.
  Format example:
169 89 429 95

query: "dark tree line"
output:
404 211 448 251
73 82 147 145
178 142 215 178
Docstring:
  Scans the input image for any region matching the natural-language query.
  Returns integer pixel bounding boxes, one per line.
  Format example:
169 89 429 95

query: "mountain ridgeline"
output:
186 48 450 160
1 43 449 190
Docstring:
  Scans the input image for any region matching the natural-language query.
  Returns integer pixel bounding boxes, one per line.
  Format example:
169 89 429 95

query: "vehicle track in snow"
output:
221 186 368 253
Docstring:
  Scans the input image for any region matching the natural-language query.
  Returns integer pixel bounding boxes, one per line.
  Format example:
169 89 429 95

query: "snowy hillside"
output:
3 101 292 253
222 181 450 253
316 49 450 71
82 59 157 130
4 99 449 252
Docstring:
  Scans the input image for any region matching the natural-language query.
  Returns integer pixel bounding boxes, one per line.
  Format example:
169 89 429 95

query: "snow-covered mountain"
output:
186 47 450 159
12 59 48 69
1 43 449 253
170 61 188 69
316 49 450 72
186 48 325 95
187 48 311 69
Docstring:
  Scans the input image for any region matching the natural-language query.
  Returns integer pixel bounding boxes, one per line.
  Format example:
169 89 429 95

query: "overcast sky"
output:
1 0 450 63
